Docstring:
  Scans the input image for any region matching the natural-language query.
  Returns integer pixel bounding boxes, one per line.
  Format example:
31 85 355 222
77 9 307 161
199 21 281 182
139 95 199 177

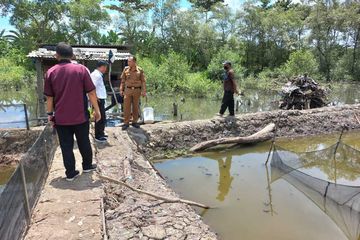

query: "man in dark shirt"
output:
219 61 239 117
44 42 101 181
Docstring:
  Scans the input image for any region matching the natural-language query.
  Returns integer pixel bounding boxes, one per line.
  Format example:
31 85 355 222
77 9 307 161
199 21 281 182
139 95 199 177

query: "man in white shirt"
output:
91 61 108 142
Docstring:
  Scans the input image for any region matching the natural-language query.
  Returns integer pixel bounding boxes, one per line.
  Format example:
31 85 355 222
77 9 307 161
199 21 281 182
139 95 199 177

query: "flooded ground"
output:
154 131 360 240
1 83 360 128
0 88 38 128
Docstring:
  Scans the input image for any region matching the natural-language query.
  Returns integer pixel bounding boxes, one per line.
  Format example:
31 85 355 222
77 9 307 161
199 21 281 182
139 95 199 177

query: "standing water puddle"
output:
154 131 360 240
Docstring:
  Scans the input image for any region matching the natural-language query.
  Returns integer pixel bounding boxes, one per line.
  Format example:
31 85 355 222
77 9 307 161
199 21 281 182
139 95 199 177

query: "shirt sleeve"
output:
140 70 146 91
83 68 96 93
43 71 54 97
120 69 126 91
228 71 234 81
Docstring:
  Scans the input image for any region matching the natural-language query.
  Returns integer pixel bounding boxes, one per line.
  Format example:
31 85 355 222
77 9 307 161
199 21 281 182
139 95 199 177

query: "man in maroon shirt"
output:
44 42 101 181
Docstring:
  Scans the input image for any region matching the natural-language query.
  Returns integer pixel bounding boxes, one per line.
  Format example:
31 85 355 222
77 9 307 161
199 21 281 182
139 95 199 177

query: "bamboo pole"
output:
99 175 211 209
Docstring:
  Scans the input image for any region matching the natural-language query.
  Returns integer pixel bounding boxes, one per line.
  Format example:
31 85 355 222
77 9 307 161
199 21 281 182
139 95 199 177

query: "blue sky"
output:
0 0 240 32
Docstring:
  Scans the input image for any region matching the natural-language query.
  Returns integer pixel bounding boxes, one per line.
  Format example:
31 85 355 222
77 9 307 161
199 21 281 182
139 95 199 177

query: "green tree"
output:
283 49 319 78
207 46 244 81
0 0 67 50
189 0 224 21
67 0 110 44
307 0 342 81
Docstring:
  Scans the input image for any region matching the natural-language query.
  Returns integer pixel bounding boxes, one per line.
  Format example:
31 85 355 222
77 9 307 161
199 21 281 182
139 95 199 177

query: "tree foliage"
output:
1 0 360 91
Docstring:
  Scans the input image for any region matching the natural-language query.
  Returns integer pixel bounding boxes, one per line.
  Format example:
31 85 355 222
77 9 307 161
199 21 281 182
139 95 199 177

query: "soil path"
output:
24 146 103 240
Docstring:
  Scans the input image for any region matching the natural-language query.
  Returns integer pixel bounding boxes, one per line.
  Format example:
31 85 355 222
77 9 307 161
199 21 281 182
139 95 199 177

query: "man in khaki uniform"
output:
120 56 146 130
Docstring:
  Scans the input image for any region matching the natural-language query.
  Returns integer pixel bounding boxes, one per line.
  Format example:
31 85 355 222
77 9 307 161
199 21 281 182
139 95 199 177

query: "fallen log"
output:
190 123 275 152
99 175 211 209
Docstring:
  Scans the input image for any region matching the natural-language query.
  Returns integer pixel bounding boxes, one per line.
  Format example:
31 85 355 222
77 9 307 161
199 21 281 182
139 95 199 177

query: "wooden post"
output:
23 104 30 130
173 103 178 117
35 59 45 118
20 162 31 225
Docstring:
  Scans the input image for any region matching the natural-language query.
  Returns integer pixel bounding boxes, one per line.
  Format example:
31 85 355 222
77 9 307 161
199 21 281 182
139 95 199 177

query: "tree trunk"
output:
352 28 360 75
190 123 275 152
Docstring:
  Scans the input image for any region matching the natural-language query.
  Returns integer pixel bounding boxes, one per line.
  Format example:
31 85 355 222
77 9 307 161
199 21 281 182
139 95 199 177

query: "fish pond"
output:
154 131 360 240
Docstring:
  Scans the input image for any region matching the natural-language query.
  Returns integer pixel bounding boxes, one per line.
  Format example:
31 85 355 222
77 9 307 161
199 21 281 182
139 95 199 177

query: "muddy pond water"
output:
154 131 360 240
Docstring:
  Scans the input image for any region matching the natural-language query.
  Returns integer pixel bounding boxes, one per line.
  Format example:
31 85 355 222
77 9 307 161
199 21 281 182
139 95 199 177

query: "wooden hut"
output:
27 44 132 118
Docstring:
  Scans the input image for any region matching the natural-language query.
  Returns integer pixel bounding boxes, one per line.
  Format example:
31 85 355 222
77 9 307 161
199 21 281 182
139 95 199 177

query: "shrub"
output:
184 72 220 98
207 46 244 81
282 49 319 78
0 57 32 88
332 52 359 81
139 52 220 97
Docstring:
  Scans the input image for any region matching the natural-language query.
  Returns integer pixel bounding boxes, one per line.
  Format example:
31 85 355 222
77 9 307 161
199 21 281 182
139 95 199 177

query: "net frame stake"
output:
265 164 275 216
332 126 347 184
265 112 282 165
43 138 49 171
20 162 32 225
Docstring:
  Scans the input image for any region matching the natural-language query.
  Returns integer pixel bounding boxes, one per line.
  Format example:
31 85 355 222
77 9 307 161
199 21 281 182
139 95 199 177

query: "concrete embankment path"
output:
24 146 103 240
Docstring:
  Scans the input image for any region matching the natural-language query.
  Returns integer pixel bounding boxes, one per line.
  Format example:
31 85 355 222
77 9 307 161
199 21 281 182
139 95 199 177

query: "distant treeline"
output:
0 0 359 93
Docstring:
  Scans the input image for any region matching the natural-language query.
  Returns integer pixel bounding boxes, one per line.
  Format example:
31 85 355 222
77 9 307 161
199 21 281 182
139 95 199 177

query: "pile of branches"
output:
279 75 328 110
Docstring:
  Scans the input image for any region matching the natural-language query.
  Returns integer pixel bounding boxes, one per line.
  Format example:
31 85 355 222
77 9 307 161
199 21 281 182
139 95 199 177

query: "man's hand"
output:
120 90 124 97
141 91 146 97
93 110 101 122
48 115 55 127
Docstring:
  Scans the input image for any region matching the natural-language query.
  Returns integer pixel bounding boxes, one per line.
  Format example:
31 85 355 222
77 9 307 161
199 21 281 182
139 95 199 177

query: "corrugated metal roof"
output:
40 44 132 51
27 46 132 60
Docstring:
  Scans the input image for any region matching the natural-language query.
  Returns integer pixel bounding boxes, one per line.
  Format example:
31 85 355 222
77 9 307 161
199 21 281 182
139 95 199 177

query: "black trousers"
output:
219 91 235 116
56 121 93 178
95 99 106 138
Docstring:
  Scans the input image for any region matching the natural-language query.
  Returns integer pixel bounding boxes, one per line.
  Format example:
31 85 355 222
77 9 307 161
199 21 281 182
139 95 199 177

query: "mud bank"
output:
0 129 41 166
134 104 360 160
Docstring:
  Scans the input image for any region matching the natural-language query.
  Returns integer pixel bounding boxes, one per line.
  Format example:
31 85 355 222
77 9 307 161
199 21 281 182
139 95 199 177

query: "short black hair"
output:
223 60 232 66
56 42 73 58
96 60 108 68
129 56 137 62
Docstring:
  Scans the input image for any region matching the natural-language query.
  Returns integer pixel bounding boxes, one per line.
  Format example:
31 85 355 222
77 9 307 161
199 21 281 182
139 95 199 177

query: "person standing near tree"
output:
91 60 108 143
120 56 146 130
218 61 239 117
44 42 101 181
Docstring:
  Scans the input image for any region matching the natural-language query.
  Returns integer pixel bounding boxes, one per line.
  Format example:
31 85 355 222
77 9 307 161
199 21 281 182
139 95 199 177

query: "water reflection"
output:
213 155 233 202
155 133 360 240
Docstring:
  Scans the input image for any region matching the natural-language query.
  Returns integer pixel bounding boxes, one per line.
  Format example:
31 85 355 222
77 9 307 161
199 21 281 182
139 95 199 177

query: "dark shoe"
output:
66 170 80 182
122 124 129 130
103 134 108 138
83 164 97 173
132 123 140 128
95 137 107 143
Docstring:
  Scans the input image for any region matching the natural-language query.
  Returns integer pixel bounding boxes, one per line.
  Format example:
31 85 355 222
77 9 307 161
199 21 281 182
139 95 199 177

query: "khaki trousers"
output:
123 88 141 124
